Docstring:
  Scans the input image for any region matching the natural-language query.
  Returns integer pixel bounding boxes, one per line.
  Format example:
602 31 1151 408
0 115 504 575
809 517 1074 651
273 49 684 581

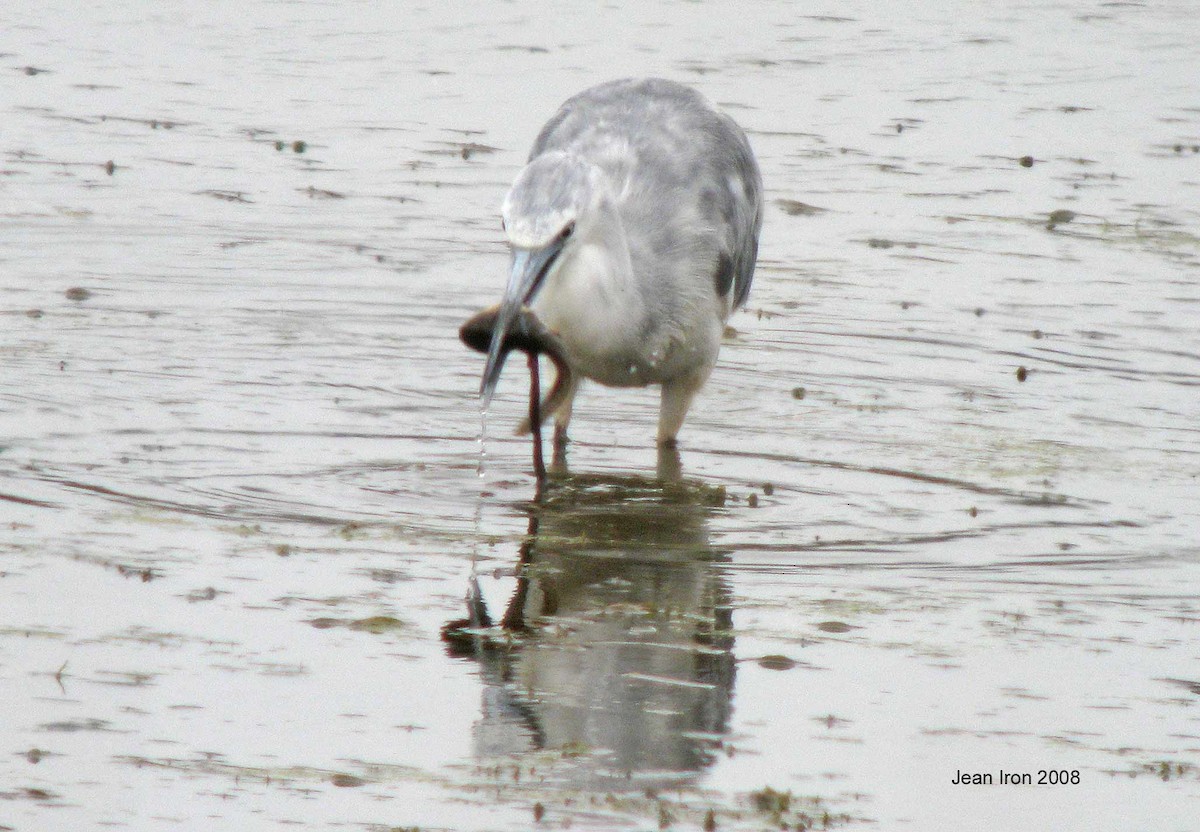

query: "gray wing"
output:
530 78 762 310
708 109 762 310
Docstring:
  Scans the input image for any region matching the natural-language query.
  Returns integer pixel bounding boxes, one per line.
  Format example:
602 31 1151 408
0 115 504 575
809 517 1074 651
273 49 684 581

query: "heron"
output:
474 77 763 452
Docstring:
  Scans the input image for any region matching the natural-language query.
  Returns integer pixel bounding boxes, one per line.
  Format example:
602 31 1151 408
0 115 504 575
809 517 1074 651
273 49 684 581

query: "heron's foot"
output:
657 372 707 447
545 424 570 473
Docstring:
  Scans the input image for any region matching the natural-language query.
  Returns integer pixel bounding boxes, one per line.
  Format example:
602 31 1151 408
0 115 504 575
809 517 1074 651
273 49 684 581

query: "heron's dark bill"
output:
478 242 566 404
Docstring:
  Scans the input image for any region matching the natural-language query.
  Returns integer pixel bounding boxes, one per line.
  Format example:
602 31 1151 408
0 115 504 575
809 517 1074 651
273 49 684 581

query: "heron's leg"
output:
526 352 546 490
550 431 570 473
516 359 576 437
552 375 580 452
657 373 705 446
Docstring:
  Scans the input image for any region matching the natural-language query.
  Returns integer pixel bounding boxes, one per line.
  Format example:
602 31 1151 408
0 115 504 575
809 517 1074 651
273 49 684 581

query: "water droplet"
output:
477 410 489 479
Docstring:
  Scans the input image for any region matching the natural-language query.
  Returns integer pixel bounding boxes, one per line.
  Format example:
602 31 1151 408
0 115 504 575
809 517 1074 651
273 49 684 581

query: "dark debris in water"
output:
0 786 59 802
1144 760 1194 781
756 654 798 671
196 189 253 203
115 754 419 792
302 186 345 199
776 198 829 216
421 141 501 160
1046 209 1077 230
460 762 859 832
116 564 158 582
817 621 853 634
495 44 550 53
866 237 920 250
348 616 408 634
308 616 408 634
98 114 187 129
747 786 852 830
23 748 50 764
38 718 112 733
1158 677 1200 696
330 773 366 788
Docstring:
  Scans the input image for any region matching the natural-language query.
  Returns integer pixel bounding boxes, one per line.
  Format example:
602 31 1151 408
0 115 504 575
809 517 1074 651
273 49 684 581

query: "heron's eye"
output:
561 221 575 240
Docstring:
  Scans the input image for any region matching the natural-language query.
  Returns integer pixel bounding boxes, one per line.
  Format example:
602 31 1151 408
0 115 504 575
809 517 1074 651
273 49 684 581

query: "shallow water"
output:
2 2 1199 830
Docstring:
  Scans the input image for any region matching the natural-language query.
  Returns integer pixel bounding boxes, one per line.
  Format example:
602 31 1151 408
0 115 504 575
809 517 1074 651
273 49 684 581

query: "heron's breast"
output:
534 241 723 387
533 245 634 376
541 311 716 389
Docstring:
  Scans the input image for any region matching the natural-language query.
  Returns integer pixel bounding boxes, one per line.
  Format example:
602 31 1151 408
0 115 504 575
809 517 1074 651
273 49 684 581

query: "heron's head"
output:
480 152 593 404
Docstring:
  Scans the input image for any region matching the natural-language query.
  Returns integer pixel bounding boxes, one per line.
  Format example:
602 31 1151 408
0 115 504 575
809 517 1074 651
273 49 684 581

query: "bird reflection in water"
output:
443 462 735 790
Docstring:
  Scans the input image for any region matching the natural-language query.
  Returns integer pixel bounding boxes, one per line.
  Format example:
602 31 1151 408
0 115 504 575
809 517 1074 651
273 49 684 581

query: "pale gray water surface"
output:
2 2 1199 830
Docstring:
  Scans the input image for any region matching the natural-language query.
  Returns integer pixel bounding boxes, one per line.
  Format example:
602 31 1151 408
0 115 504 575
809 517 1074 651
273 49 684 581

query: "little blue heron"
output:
476 77 763 449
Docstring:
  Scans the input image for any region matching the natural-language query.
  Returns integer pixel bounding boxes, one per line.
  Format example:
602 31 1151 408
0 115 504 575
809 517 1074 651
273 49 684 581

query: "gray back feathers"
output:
529 78 762 310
